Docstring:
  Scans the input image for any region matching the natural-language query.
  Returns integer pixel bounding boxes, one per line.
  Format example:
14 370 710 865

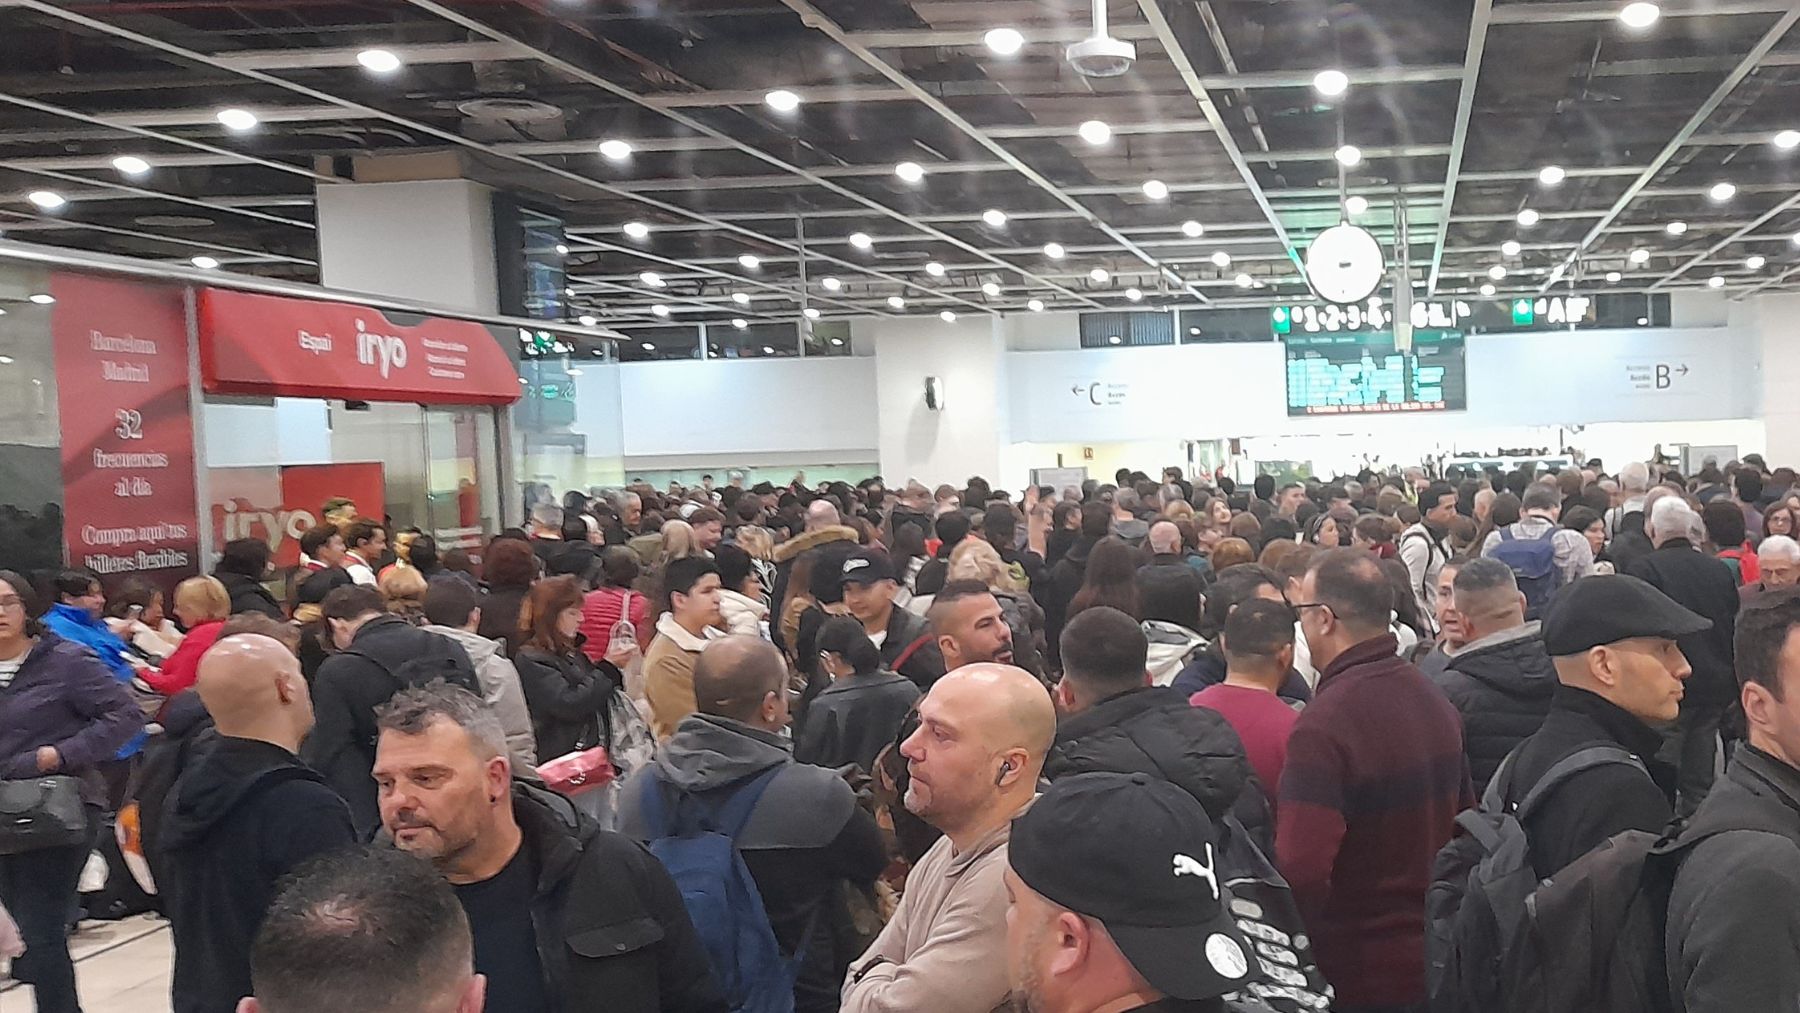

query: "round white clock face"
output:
1305 224 1386 304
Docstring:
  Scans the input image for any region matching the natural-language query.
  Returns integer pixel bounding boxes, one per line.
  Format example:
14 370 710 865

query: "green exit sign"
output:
1511 299 1535 326
1271 306 1292 334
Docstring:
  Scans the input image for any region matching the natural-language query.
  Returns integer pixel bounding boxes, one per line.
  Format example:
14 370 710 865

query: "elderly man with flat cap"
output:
1495 574 1711 880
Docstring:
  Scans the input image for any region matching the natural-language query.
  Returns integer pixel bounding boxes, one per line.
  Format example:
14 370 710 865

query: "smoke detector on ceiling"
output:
1067 0 1136 77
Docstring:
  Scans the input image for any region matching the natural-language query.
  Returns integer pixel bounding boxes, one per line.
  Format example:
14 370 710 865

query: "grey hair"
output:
1521 483 1562 513
1649 497 1701 546
530 503 564 529
375 681 507 762
1620 461 1651 494
1452 558 1522 621
1759 535 1800 565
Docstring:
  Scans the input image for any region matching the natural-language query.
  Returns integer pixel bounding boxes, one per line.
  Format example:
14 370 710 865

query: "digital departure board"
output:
1283 329 1466 416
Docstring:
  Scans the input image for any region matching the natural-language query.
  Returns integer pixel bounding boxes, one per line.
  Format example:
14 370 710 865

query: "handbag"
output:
538 747 615 797
0 775 88 855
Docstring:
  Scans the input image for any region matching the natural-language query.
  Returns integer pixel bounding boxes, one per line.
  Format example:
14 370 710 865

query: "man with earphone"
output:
843 663 1056 1013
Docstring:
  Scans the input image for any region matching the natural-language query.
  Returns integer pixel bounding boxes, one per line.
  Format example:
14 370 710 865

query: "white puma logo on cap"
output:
1172 845 1220 900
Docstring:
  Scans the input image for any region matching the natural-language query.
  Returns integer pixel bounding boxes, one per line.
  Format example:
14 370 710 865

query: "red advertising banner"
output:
212 463 386 568
197 288 522 406
52 273 201 592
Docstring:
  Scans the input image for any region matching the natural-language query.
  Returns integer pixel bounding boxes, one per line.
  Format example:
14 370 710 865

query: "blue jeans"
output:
0 807 101 1013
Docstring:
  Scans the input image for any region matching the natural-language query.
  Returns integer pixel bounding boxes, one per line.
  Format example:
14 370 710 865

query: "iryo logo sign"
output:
354 318 408 378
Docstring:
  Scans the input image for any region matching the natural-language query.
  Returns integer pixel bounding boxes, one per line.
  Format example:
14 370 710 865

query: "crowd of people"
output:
4 453 1800 1013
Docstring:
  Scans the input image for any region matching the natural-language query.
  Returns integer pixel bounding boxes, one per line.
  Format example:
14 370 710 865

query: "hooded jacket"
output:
501 783 727 1013
213 571 283 620
770 525 860 609
1142 620 1206 687
0 631 143 806
618 714 885 1013
421 624 538 769
718 587 770 639
1431 621 1557 794
160 736 356 1013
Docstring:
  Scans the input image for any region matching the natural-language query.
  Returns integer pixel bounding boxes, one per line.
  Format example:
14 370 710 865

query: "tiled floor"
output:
1 915 172 1013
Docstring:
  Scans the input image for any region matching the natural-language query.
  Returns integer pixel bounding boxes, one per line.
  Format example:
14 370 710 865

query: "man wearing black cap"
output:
841 548 945 689
1499 574 1708 879
1005 772 1263 1013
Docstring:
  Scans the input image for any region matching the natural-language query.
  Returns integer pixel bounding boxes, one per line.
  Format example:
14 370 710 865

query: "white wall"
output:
314 180 499 314
1742 292 1800 468
869 315 1007 484
203 398 333 468
615 357 877 458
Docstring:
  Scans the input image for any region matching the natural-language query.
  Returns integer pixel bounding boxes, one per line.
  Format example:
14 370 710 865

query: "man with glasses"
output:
1276 549 1471 1013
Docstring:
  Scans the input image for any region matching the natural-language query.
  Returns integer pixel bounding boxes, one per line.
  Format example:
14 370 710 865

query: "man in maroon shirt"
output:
1191 598 1300 807
1277 549 1471 1013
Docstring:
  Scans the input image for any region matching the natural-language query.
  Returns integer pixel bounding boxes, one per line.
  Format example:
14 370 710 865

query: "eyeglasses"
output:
0 596 22 611
1288 601 1334 619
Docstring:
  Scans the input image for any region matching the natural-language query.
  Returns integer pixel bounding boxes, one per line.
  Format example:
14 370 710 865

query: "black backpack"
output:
1425 744 1645 1013
345 633 479 697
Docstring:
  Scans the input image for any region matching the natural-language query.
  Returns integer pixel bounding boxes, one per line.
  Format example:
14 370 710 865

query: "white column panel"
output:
314 179 499 314
869 315 1007 484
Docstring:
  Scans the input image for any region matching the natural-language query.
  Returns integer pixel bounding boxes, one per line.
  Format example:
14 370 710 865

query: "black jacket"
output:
1502 684 1676 878
1666 745 1800 1012
1042 535 1100 666
161 737 357 1013
302 615 479 835
477 585 531 654
794 669 922 773
1045 686 1255 826
878 605 945 690
214 570 282 619
1431 623 1557 794
508 783 727 1013
1625 540 1740 707
135 690 215 896
514 644 620 761
618 715 887 1013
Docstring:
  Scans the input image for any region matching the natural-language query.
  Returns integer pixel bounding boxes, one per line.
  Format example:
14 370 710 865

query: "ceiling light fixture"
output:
1708 181 1737 202
982 282 1002 297
1313 69 1349 97
1606 271 1623 282
190 255 220 269
641 342 656 352
1335 144 1362 167
1234 273 1254 288
925 261 947 277
732 318 748 329
830 338 845 347
1708 275 1726 288
737 254 761 269
1181 220 1204 238
1502 240 1522 257
1538 165 1567 186
598 138 633 161
651 304 671 317
985 27 1025 55
1142 179 1170 200
849 232 873 250
1067 0 1137 78
1345 195 1369 216
26 190 66 210
623 221 650 239
1629 248 1651 264
1488 265 1507 280
1775 130 1800 150
982 208 1009 227
765 89 801 112
1211 251 1232 268
356 48 402 73
895 161 925 184
1090 267 1111 283
1479 283 1497 297
732 292 752 305
554 243 569 255
821 276 842 291
1747 255 1767 270
1108 335 1123 345
940 310 958 322
28 294 55 305
1618 2 1661 29
1078 119 1112 146
111 155 150 177
804 307 822 320
578 314 598 327
1044 242 1067 259
639 271 666 287
887 295 906 309
1637 316 1650 326
1028 299 1046 312
216 108 258 131
1124 287 1143 301
1665 221 1688 235
0 356 11 365
1517 208 1541 227
760 346 776 355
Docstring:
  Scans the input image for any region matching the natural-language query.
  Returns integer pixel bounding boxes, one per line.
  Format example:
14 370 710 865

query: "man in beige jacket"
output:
644 556 723 739
842 664 1055 1013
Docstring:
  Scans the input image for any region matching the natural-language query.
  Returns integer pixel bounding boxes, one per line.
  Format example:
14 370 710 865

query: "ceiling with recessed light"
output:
0 0 1797 330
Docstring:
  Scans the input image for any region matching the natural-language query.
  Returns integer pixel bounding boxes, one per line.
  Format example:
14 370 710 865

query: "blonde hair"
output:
1162 500 1196 522
659 519 703 563
379 566 428 624
174 575 231 623
948 538 1027 595
734 525 774 561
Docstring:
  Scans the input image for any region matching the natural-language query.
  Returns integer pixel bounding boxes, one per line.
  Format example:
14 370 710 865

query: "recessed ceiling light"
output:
804 307 822 320
1090 267 1111 283
925 261 947 277
623 221 650 239
830 337 845 346
887 295 906 308
1108 335 1122 345
1637 316 1650 326
759 346 776 355
731 318 748 329
1708 275 1726 288
849 232 873 250
1044 242 1067 259
216 108 258 131
555 243 570 255
982 208 1009 227
1027 299 1046 312
1708 181 1737 202
765 90 801 112
1618 2 1661 29
578 314 598 327
1211 251 1232 268
939 310 957 323
1629 248 1651 263
732 292 752 305
565 367 584 376
598 139 633 161
1606 271 1623 282
1335 144 1362 167
0 356 12 365
1501 240 1522 257
1538 165 1567 186
651 304 671 317
1488 265 1507 280
1234 273 1254 288
1479 282 1497 297
111 155 150 177
984 27 1025 55
895 161 925 184
28 294 55 305
190 255 220 269
1775 130 1800 150
982 281 1002 296
639 271 666 287
1313 69 1349 97
27 190 65 210
356 48 402 73
1665 221 1687 235
1078 119 1112 146
641 342 656 351
1142 180 1170 200
738 254 761 269
1345 195 1369 216
1124 287 1143 301
1181 220 1204 238
821 276 842 291
564 287 575 297
1517 208 1541 227
1747 255 1767 270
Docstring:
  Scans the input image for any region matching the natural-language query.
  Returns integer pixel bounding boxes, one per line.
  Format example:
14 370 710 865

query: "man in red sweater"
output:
1277 549 1471 1013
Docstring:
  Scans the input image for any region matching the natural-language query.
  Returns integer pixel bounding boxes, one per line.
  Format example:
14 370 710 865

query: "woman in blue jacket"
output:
40 570 147 763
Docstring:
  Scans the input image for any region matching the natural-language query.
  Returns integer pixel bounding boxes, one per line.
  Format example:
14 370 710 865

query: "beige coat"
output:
644 614 708 740
718 588 770 639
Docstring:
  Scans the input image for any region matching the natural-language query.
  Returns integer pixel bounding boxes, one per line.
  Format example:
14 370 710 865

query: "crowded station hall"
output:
5 0 1800 1012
